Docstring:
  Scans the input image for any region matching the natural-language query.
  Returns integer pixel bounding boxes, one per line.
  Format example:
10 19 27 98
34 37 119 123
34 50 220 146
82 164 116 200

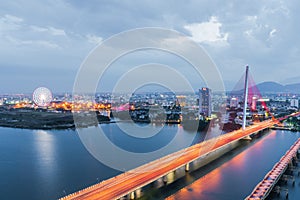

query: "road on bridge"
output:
60 119 279 200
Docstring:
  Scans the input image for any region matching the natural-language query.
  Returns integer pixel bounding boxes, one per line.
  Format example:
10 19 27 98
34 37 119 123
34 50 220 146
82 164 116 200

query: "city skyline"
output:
1 2 300 200
0 0 300 93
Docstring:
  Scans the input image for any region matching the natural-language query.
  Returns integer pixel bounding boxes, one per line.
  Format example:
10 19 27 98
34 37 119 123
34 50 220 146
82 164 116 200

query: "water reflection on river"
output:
165 130 300 200
0 122 207 200
0 124 298 200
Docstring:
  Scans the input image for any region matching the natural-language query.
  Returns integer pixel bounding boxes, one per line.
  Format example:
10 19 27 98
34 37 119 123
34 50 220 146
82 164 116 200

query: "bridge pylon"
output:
242 65 249 130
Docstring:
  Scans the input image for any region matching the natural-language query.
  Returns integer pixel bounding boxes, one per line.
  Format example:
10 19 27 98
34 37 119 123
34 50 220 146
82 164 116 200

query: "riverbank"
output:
0 108 110 130
0 107 241 132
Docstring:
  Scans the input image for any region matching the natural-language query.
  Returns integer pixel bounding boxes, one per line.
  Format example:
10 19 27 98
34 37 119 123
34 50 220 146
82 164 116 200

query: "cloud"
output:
184 16 229 45
3 14 23 23
1 13 66 47
0 0 300 93
6 35 59 49
0 15 64 49
48 26 66 36
31 25 66 36
30 25 48 32
0 14 23 32
86 34 103 44
269 28 277 38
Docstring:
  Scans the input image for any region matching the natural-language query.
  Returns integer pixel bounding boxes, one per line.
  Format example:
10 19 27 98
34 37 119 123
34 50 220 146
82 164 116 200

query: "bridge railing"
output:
245 138 300 200
60 119 279 200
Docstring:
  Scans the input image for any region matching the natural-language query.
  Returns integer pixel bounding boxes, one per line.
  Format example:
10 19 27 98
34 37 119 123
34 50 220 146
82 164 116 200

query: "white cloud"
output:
244 29 253 38
3 14 23 23
21 40 60 48
269 28 277 38
31 25 66 36
48 26 66 36
243 14 278 46
246 15 258 23
30 25 48 32
86 34 103 44
0 14 23 32
184 16 229 44
0 13 70 52
6 35 59 49
0 0 299 91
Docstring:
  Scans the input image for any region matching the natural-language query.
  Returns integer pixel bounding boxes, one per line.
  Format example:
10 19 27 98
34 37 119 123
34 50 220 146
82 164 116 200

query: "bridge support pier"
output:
288 160 293 168
163 172 176 184
163 175 167 183
155 177 165 188
243 135 252 140
129 191 135 200
185 163 190 172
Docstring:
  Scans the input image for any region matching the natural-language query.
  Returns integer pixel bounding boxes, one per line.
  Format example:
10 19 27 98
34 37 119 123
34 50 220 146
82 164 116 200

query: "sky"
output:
0 0 299 93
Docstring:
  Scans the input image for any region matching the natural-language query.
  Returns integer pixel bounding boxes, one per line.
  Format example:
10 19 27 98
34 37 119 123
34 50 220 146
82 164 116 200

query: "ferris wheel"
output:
32 87 53 107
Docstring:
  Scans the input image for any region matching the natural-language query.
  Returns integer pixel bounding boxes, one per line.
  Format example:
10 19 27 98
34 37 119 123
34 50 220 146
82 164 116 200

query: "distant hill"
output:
285 83 300 93
230 81 300 94
256 81 300 93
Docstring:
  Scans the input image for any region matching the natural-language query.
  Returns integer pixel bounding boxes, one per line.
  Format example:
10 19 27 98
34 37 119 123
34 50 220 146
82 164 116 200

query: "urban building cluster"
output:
0 89 299 127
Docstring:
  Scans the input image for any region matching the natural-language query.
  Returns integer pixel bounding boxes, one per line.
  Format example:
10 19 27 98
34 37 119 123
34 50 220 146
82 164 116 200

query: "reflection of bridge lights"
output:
33 87 53 107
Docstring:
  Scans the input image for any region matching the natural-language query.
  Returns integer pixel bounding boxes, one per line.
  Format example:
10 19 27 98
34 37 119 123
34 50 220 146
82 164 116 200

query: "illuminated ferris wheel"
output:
32 87 53 107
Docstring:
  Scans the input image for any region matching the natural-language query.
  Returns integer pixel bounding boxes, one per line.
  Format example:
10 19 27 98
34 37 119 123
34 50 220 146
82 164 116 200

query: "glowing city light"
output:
32 87 53 107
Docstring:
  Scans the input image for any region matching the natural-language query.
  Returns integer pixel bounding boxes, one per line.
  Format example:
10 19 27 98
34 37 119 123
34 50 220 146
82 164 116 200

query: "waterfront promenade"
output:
246 138 300 200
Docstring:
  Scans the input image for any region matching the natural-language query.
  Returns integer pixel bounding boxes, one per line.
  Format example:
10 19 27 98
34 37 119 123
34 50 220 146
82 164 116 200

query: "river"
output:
0 124 299 199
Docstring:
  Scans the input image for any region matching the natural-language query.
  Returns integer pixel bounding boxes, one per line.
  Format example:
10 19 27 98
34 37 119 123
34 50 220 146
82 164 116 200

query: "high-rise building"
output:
176 95 186 107
251 96 257 110
198 87 212 117
290 98 299 108
230 97 238 108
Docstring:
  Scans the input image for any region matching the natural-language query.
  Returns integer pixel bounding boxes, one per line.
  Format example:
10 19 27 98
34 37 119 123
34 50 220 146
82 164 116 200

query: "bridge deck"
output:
245 138 300 200
60 120 277 200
